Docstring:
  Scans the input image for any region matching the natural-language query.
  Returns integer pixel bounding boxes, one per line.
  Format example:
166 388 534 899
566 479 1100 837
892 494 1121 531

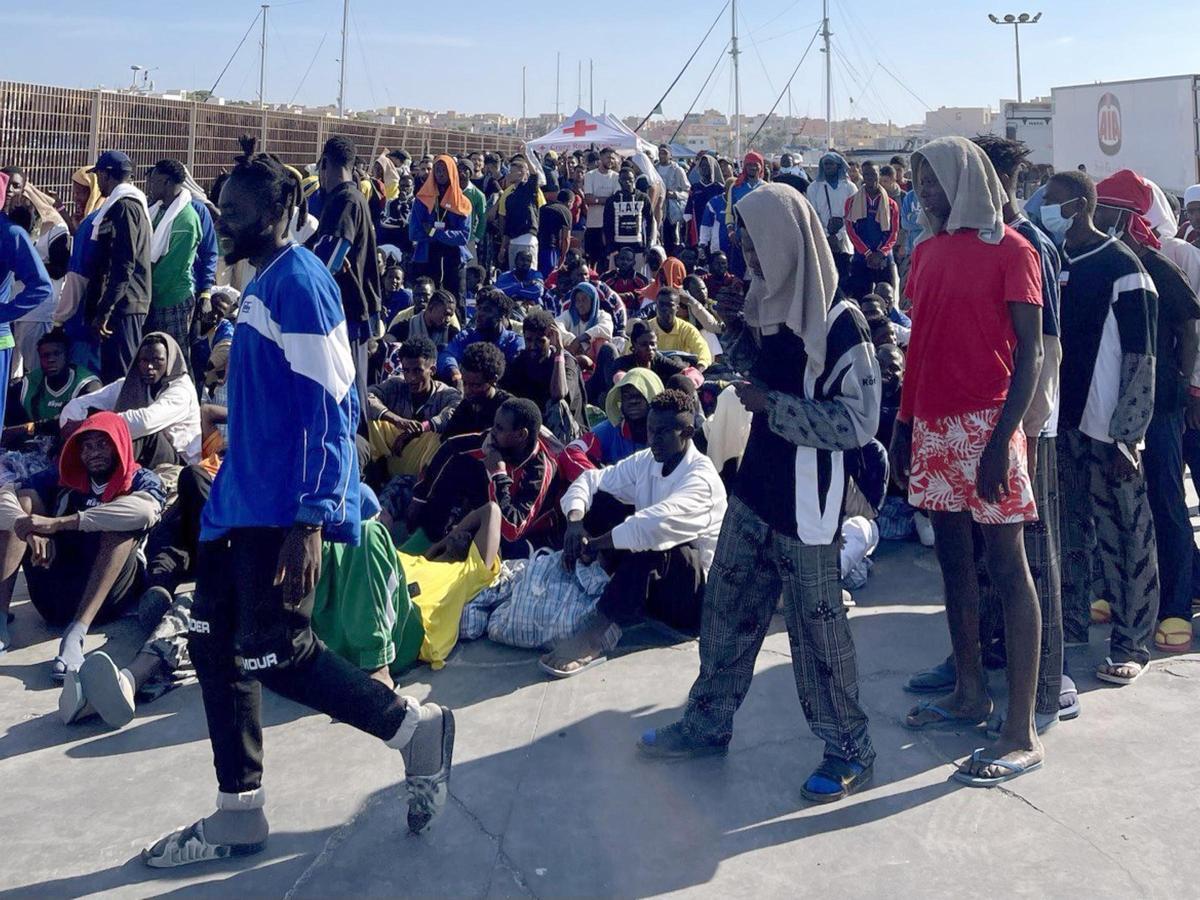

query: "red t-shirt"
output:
899 226 1042 423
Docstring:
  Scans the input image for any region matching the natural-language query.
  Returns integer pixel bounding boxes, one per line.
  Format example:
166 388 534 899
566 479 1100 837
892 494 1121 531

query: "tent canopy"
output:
527 108 656 157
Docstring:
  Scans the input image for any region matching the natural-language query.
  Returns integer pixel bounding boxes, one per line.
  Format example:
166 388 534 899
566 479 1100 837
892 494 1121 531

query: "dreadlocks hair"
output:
972 133 1032 181
230 135 303 223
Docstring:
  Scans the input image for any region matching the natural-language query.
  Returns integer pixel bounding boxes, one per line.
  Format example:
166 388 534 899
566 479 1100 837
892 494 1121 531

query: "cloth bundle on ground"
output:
403 540 501 669
459 548 620 651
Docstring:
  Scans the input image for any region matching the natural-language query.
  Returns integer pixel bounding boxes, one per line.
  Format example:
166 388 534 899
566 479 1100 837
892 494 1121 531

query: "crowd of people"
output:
0 125 1197 865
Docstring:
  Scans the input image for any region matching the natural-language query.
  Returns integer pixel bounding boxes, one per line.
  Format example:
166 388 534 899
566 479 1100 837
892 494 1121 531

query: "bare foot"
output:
906 689 992 728
958 738 1044 781
539 633 606 676
369 666 394 690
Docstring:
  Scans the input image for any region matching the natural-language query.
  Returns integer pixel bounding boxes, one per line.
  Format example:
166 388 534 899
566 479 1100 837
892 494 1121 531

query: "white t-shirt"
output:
583 169 619 230
17 222 68 324
805 179 858 255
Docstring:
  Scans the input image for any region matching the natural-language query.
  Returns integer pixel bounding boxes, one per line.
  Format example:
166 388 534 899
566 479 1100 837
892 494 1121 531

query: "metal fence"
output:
0 80 524 202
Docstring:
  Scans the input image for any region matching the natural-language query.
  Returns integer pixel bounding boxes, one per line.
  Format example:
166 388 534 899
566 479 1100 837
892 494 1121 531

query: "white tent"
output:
527 108 656 157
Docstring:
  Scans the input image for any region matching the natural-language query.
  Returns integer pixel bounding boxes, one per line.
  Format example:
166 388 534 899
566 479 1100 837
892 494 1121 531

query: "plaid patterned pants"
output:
145 297 196 360
683 497 875 765
978 434 1064 714
1059 428 1159 665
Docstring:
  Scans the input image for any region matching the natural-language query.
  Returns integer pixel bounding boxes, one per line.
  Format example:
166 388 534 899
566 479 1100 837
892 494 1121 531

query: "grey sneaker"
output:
58 669 94 724
79 651 135 729
400 704 456 834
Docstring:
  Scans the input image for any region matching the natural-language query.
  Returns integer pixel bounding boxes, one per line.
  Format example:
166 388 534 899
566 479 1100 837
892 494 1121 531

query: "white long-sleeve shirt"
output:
806 179 858 255
60 376 202 464
560 442 727 572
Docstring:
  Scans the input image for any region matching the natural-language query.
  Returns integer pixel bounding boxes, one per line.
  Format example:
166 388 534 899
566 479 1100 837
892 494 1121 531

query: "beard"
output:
220 225 273 265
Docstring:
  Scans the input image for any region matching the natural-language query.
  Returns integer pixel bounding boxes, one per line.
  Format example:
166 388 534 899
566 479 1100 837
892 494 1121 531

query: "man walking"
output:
142 139 453 868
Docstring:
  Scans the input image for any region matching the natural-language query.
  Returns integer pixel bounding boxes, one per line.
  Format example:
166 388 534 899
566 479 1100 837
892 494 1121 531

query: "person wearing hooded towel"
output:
806 151 859 283
892 136 1048 788
639 182 881 806
60 331 201 469
1178 184 1200 248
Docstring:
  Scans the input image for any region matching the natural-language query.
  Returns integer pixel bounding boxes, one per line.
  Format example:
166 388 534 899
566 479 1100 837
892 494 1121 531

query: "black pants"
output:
25 531 143 627
418 243 464 300
662 219 681 257
188 528 408 794
100 312 145 385
844 254 896 300
584 493 706 633
146 465 214 593
830 250 852 287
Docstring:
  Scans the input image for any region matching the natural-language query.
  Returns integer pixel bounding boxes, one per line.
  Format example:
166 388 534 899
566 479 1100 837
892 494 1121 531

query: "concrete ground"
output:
1 538 1196 899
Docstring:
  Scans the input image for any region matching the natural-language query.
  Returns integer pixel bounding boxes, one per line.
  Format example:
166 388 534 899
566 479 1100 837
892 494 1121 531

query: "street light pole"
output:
988 12 1041 103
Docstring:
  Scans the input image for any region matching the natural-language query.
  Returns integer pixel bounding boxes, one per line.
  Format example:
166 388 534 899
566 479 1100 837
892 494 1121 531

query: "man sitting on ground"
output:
494 249 546 308
443 342 512 438
0 412 165 671
406 398 558 552
559 368 663 480
60 332 201 468
540 390 728 676
445 288 524 374
602 247 651 314
501 307 588 440
4 328 100 445
366 337 461 478
651 288 712 370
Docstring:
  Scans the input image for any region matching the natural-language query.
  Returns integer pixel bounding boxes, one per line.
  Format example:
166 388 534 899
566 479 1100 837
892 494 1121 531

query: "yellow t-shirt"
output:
401 544 500 669
497 184 546 216
652 317 713 368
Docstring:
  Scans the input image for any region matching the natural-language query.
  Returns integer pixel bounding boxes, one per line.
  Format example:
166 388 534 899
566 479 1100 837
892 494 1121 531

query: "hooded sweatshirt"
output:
0 411 165 533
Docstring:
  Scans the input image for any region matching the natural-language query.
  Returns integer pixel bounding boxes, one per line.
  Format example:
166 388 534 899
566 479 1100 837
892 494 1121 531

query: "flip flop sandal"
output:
142 820 265 868
985 709 1059 740
1154 617 1193 653
952 747 1043 787
904 700 989 732
538 652 606 679
1095 657 1144 686
1090 599 1112 624
1059 675 1080 721
903 658 956 694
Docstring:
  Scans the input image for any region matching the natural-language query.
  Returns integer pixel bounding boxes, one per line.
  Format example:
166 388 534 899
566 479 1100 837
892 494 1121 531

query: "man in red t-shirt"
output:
890 137 1046 789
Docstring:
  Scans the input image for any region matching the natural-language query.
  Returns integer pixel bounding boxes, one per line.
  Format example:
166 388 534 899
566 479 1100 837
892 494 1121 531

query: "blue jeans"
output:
1145 408 1191 620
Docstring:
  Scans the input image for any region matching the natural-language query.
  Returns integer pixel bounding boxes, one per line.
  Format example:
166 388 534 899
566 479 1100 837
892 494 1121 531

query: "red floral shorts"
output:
908 408 1037 525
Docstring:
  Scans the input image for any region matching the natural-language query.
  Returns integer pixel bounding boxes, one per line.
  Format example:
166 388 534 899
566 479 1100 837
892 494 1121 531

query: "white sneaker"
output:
79 651 136 728
914 513 935 547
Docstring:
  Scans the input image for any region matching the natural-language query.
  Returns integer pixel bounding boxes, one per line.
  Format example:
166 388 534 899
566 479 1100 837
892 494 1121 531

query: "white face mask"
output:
1040 201 1075 239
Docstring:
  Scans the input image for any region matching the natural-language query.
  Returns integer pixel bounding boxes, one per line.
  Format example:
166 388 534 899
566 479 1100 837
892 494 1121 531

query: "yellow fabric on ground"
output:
367 422 442 476
402 543 500 669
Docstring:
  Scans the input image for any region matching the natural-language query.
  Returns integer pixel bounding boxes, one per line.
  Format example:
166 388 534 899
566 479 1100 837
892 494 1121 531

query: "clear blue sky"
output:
6 1 1198 125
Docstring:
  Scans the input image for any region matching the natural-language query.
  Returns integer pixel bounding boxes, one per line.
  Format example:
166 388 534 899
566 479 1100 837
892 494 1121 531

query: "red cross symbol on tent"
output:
562 119 598 137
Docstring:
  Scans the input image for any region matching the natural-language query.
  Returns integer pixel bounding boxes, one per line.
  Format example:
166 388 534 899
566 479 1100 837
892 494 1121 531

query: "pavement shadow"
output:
0 682 320 763
0 830 322 900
